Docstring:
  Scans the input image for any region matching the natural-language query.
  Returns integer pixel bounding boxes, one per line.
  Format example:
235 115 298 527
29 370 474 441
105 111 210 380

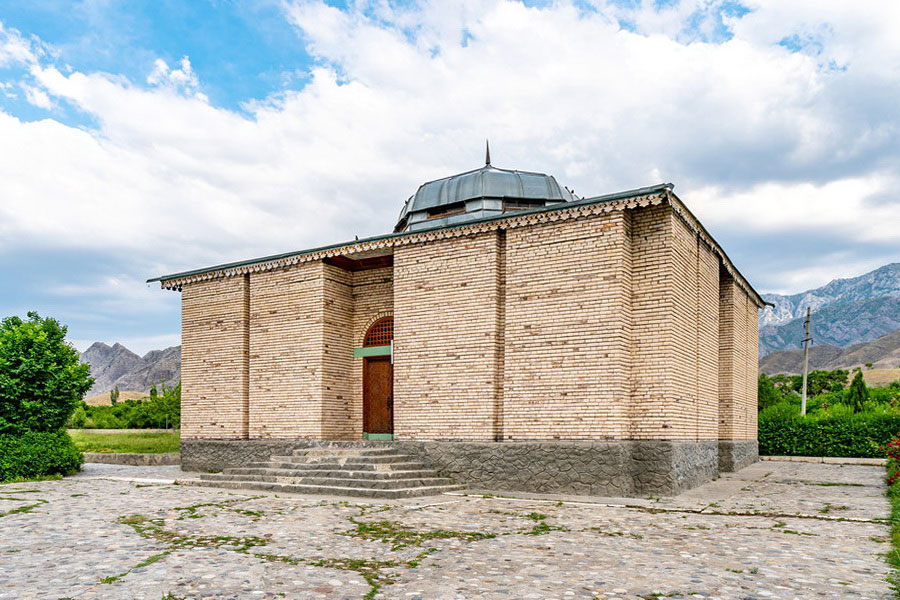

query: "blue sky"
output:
1 0 899 354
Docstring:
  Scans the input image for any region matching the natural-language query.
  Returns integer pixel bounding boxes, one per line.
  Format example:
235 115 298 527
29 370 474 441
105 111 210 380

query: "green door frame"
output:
355 343 394 440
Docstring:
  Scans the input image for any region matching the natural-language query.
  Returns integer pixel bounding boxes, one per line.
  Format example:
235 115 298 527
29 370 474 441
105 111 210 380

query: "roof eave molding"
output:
150 185 765 308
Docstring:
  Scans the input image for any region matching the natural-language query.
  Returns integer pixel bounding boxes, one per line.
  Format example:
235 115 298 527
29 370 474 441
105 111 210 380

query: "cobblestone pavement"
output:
0 461 890 599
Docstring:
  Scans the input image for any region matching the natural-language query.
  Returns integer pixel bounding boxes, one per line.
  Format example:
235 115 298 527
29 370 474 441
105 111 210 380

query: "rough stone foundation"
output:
180 439 313 472
718 439 759 472
400 440 720 497
181 438 730 496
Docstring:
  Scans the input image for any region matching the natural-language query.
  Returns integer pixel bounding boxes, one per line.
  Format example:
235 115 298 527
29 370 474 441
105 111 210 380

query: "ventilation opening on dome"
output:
426 202 467 220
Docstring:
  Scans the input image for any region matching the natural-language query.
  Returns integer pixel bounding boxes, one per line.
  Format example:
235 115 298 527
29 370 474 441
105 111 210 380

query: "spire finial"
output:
485 139 491 166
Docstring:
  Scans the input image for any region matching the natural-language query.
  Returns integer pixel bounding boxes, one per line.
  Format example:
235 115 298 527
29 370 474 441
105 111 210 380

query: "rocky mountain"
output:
80 342 181 395
759 263 900 355
759 329 900 375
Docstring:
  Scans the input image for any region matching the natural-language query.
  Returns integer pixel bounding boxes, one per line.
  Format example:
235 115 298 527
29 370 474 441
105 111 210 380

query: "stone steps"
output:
179 478 466 499
247 459 428 471
291 447 398 457
224 467 439 480
198 472 456 490
269 453 422 465
180 443 463 499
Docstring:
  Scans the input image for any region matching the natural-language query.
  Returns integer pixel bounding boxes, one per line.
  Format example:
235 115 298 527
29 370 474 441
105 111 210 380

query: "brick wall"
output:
629 207 720 440
741 287 760 438
718 273 759 439
181 276 249 439
322 264 354 439
248 262 324 438
179 200 759 444
629 204 672 439
502 212 633 439
393 232 502 439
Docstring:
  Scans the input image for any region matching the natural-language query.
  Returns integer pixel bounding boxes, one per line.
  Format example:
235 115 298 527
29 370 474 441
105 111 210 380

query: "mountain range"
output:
80 342 181 396
758 328 900 375
758 263 900 356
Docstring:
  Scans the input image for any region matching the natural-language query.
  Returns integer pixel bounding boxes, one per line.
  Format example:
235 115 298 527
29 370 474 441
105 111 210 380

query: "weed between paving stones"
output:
344 517 497 550
105 493 870 599
173 496 267 520
108 498 578 599
0 488 48 518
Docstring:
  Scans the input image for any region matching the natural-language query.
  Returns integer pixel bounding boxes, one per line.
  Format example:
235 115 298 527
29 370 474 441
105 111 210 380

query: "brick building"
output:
152 154 763 496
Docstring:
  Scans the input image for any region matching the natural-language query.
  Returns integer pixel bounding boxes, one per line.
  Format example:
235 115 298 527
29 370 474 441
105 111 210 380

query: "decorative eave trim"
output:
665 190 766 308
155 191 668 291
154 188 764 308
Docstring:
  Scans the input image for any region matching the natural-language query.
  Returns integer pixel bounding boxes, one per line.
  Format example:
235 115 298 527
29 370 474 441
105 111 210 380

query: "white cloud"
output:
689 173 900 243
19 82 51 108
0 1 899 296
146 56 206 101
0 21 39 67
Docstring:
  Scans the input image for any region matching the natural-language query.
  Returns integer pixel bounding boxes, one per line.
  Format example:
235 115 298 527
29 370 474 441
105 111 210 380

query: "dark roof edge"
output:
148 182 673 284
147 181 764 308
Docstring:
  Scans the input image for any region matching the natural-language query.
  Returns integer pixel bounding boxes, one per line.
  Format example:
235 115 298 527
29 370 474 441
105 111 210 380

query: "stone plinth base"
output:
181 438 727 496
401 440 719 497
180 439 310 472
717 440 758 472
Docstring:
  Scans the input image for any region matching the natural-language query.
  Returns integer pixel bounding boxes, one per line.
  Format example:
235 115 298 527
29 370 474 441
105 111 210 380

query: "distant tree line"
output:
758 367 900 458
69 381 180 429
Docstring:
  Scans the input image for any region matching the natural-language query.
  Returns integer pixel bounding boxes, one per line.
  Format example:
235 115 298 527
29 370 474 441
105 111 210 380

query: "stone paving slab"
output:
761 456 887 466
0 460 892 599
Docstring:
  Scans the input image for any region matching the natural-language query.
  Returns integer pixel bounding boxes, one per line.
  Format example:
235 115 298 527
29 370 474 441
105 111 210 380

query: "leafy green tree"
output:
68 404 87 428
758 374 782 411
110 385 120 404
784 369 848 396
847 371 869 414
149 384 158 399
0 312 93 434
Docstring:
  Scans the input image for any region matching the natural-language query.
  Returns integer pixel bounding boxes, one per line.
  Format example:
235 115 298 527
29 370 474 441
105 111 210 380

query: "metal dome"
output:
395 147 575 232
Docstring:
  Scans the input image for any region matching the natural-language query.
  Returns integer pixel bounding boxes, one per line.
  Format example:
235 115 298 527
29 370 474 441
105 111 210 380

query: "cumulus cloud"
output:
0 21 39 67
1 0 899 299
146 56 206 100
19 82 51 108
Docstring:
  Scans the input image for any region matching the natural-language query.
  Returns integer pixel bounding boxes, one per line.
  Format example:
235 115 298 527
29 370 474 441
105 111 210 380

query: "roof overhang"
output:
148 182 765 308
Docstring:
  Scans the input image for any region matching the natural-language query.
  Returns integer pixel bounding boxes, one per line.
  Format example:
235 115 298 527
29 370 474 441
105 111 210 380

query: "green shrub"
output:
847 371 869 413
758 400 800 421
0 431 83 482
69 405 87 428
0 312 93 434
759 411 900 458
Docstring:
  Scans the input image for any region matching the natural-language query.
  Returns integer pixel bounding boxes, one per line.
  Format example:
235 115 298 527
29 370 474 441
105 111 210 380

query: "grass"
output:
70 431 179 454
345 518 496 550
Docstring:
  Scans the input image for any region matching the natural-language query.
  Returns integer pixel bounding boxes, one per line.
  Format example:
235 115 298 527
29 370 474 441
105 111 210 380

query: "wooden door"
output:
363 356 393 434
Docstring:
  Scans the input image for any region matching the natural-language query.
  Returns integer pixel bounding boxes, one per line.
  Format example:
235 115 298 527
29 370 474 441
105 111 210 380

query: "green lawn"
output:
70 431 180 454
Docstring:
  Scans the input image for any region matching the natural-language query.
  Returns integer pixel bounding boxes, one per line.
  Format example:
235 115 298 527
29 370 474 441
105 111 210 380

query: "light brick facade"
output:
163 185 763 488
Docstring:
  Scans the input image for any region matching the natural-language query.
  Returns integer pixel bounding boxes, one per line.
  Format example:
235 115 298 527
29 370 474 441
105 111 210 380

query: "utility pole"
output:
801 307 812 415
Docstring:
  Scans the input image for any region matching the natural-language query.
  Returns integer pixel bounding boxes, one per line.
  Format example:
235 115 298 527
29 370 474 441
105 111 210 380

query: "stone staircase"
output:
179 444 465 499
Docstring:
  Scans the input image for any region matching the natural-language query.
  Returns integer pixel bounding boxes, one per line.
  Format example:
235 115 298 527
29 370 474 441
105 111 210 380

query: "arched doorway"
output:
363 317 393 436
